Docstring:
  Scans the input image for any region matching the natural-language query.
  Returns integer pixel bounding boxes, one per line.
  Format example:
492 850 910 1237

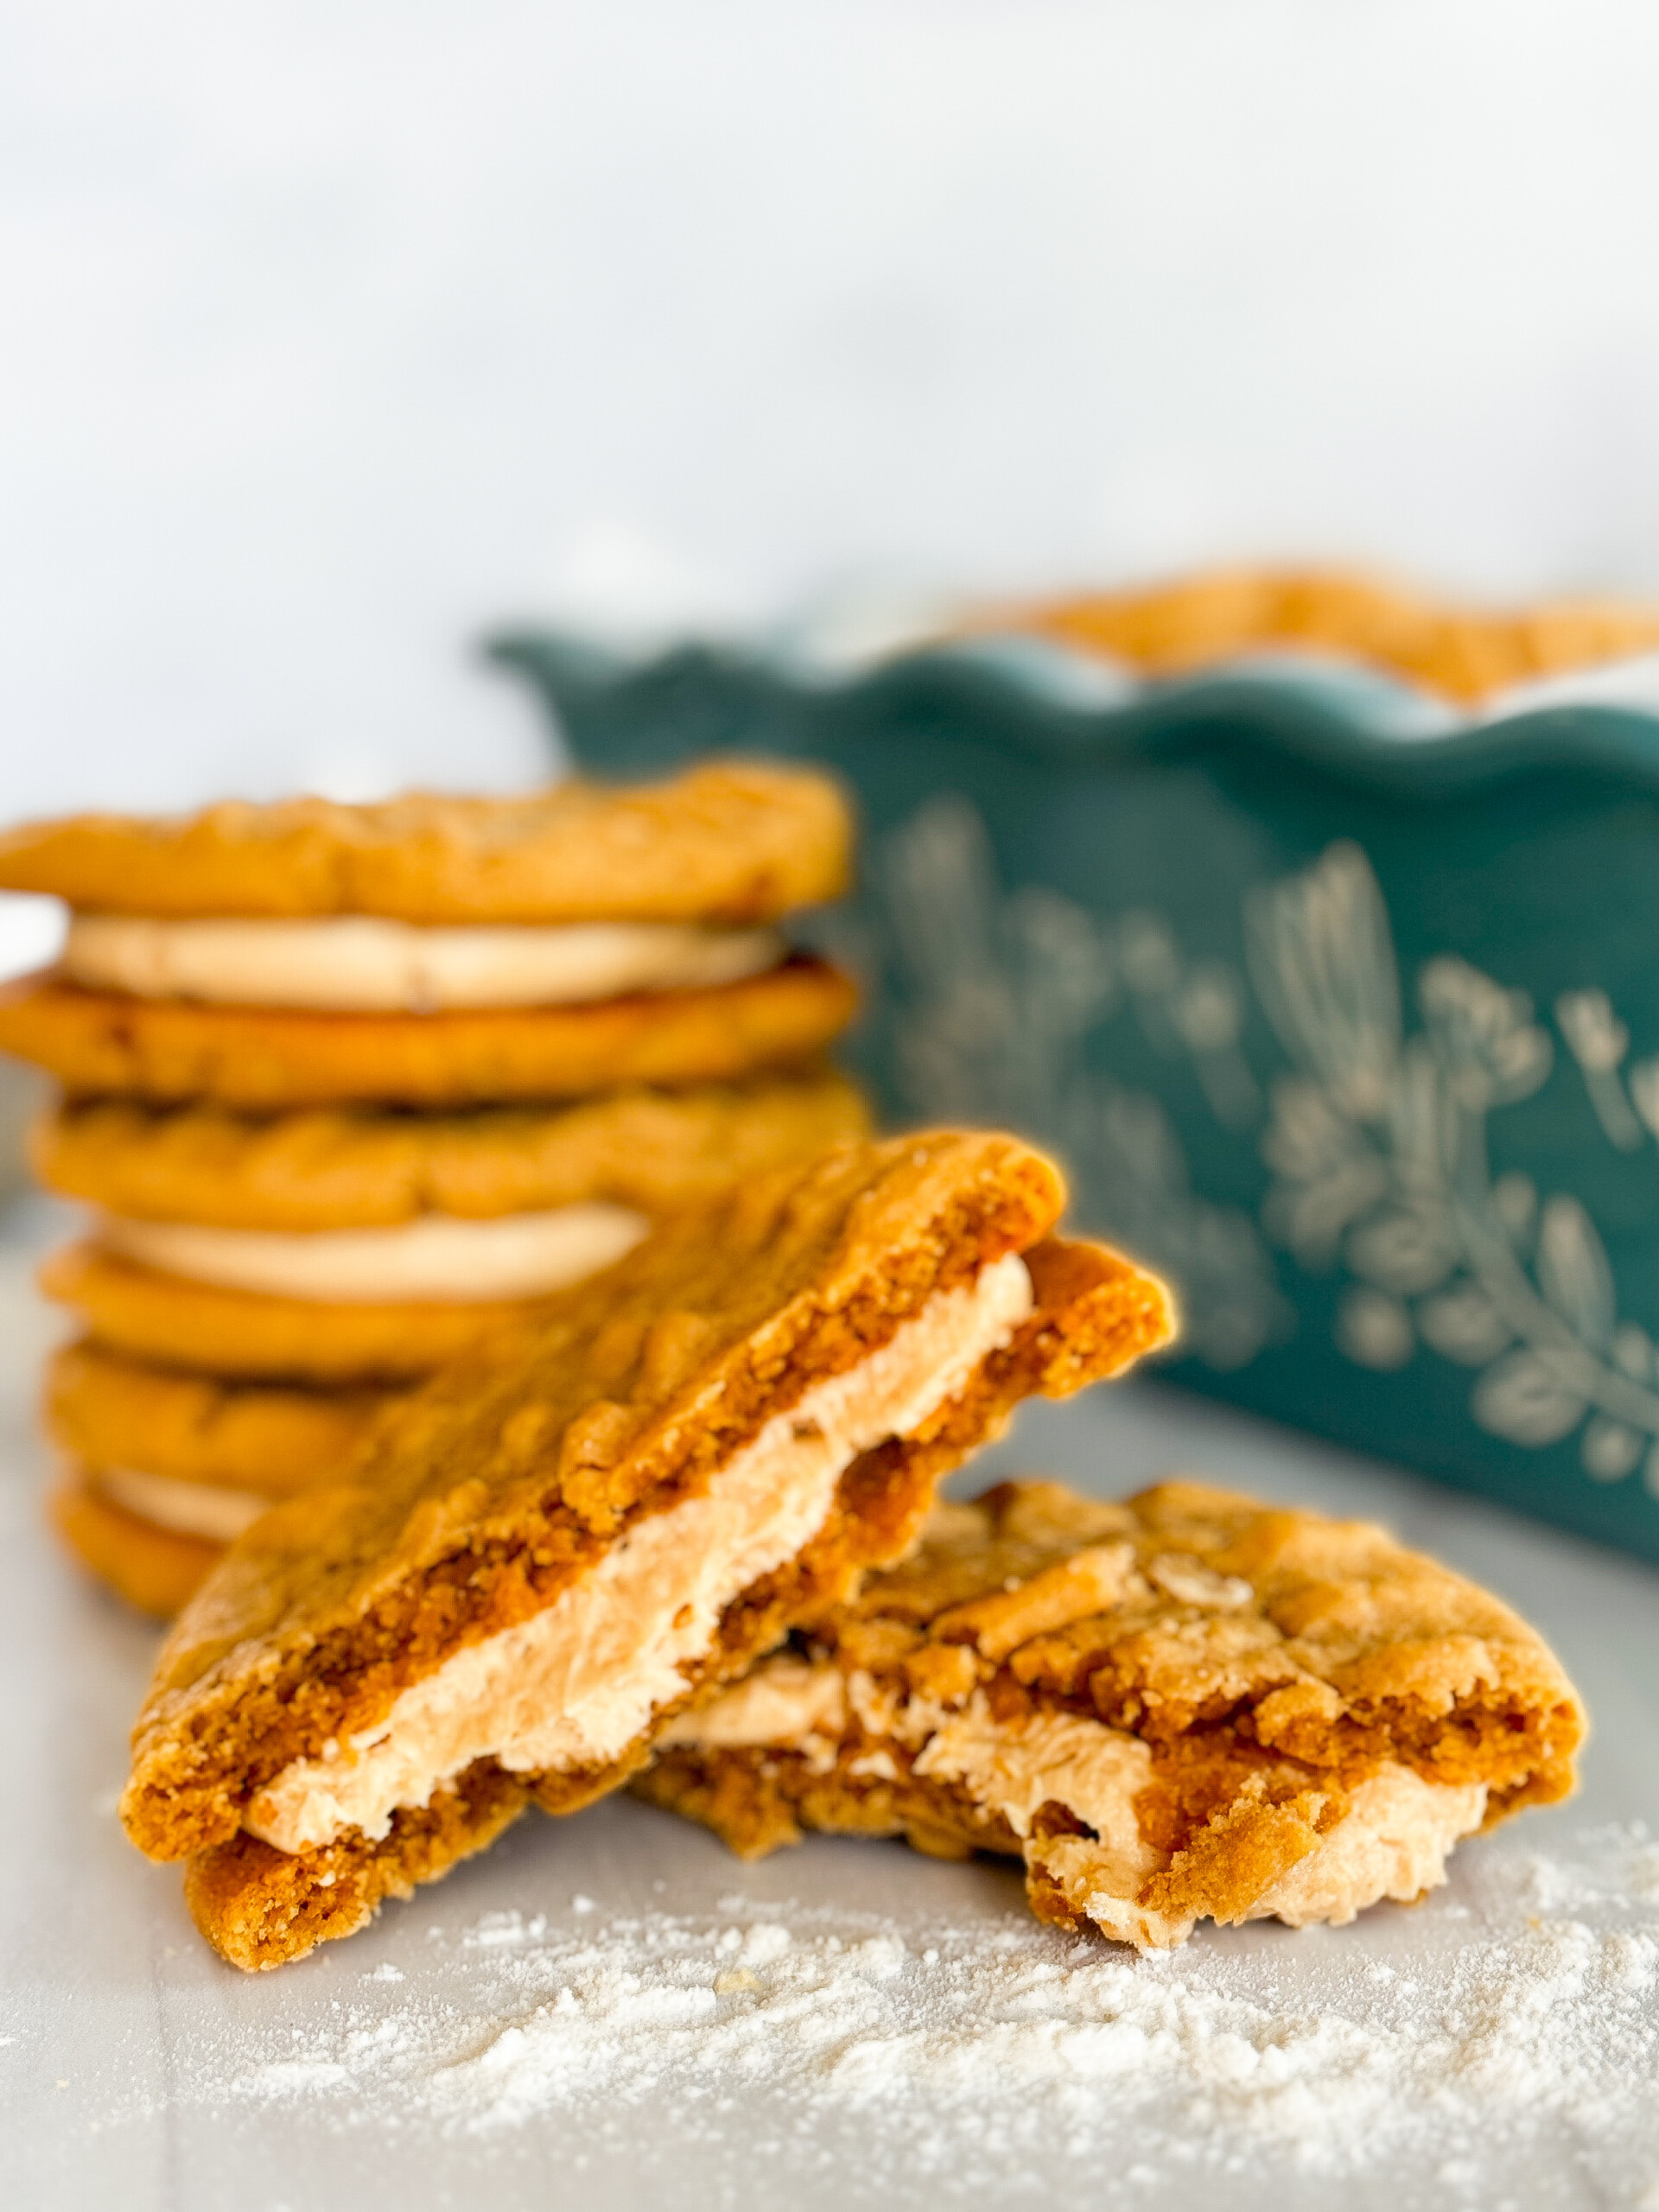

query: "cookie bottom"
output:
0 956 857 1108
41 1246 555 1383
178 1443 948 1969
184 1763 531 1970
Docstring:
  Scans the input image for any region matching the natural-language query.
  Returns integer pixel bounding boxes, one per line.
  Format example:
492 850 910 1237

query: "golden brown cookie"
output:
33 1068 869 1229
975 568 1659 708
44 1342 393 1493
0 760 852 922
41 1244 550 1383
119 1132 1174 1969
50 1471 225 1619
639 1478 1585 1949
0 956 856 1108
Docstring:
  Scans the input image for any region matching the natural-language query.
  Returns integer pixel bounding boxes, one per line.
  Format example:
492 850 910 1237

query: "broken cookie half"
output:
119 1134 1173 1968
639 1478 1586 1947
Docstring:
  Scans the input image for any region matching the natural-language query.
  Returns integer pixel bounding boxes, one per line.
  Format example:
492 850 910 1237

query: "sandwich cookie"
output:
35 1071 870 1383
119 1132 1174 1968
640 1478 1585 1948
0 762 857 1106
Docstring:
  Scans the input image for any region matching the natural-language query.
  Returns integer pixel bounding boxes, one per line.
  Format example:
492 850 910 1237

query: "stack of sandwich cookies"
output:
0 764 866 1611
117 1132 1174 1968
640 1478 1586 1947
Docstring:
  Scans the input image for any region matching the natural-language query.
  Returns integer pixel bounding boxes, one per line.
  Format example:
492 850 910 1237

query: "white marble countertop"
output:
3 1236 1657 2211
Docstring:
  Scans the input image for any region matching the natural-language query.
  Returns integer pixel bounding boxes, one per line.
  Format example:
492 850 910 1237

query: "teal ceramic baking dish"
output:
486 615 1659 1560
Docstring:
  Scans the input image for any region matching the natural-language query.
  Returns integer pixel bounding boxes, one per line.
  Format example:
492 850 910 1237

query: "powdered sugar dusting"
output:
147 1826 1659 2207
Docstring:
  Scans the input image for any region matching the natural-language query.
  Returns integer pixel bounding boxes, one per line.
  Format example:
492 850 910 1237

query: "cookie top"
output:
0 760 850 923
976 568 1659 708
121 1132 1174 1862
34 1069 869 1229
805 1478 1584 1811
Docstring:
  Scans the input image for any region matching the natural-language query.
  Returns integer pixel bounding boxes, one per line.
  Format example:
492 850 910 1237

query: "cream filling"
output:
244 1250 1034 1854
94 1465 271 1543
660 1656 849 1751
913 1699 1157 1851
62 913 786 1011
1246 1764 1488 1928
99 1203 651 1304
922 1704 1488 1947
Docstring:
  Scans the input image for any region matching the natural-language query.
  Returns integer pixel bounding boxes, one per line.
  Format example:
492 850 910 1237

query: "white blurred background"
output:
4 0 1659 847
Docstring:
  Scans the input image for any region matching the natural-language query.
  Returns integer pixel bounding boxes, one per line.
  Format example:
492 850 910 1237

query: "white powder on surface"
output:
145 1823 1659 2209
